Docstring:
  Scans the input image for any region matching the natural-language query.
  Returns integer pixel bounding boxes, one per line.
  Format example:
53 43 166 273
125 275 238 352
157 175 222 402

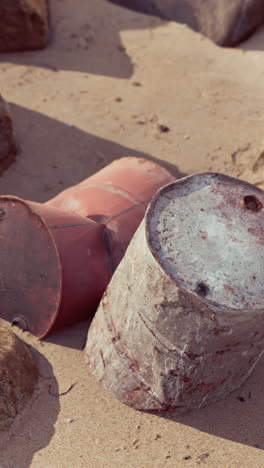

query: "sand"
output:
0 0 264 466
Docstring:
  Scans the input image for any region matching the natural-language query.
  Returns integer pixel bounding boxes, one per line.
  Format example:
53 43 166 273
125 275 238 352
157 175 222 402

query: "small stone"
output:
237 396 245 402
132 439 140 448
197 453 210 464
158 124 170 133
67 418 74 423
0 0 49 52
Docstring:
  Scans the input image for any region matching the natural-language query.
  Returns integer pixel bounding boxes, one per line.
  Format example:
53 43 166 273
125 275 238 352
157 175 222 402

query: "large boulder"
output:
109 0 264 46
0 327 39 427
0 0 49 52
0 95 16 173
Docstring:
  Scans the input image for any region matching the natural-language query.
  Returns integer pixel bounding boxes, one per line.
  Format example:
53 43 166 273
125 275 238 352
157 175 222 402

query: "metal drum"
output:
0 157 173 337
85 173 264 413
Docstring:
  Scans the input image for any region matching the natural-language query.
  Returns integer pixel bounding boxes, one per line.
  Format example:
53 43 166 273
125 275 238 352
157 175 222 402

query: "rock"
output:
109 0 264 46
0 95 16 173
0 327 39 427
0 0 49 52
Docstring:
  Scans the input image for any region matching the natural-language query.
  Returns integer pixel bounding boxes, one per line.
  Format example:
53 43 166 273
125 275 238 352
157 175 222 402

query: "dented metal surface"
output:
47 157 174 267
85 173 264 413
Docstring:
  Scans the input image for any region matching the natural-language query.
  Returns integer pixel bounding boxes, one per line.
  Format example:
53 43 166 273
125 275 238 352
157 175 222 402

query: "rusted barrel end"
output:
85 173 264 413
0 196 111 338
0 196 61 338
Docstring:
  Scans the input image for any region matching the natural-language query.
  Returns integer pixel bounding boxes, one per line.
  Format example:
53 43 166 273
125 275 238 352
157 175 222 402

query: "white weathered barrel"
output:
85 173 264 413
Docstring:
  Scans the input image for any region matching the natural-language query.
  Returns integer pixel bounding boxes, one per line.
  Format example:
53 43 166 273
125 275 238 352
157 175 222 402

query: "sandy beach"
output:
0 0 264 466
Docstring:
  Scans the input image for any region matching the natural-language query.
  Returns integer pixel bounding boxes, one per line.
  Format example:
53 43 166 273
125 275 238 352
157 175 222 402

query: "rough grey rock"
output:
0 96 16 173
0 0 49 52
109 0 264 46
0 327 39 427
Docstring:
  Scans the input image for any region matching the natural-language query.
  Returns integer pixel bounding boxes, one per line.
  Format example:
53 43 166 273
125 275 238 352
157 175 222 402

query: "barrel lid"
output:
0 196 61 338
146 173 264 311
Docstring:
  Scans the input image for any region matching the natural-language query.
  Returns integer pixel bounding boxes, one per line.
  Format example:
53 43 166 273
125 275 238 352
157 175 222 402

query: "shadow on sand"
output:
155 355 264 451
0 103 186 202
49 318 264 451
0 0 165 79
0 345 60 468
238 25 264 51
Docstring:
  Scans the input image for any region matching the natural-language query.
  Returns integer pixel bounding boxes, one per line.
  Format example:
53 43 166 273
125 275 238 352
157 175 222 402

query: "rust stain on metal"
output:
247 227 264 244
243 195 263 211
199 231 208 240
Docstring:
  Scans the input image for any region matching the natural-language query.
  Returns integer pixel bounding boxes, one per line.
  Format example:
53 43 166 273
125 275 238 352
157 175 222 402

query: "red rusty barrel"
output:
85 173 264 413
47 157 175 266
0 196 111 338
0 157 173 338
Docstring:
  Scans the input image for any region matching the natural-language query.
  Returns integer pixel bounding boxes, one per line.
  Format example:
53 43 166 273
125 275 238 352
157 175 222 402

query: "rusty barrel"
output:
47 157 175 266
0 197 111 338
0 157 174 338
85 173 264 413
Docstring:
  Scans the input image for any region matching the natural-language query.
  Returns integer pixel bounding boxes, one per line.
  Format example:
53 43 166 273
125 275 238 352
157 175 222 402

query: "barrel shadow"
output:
163 356 264 450
45 319 92 351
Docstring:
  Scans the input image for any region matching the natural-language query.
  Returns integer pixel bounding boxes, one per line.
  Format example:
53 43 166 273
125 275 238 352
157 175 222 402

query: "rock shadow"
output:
108 0 199 32
0 0 165 78
238 25 264 51
0 344 60 468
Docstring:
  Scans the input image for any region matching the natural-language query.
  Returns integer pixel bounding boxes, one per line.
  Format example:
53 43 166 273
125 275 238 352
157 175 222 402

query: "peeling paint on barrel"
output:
85 173 264 413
